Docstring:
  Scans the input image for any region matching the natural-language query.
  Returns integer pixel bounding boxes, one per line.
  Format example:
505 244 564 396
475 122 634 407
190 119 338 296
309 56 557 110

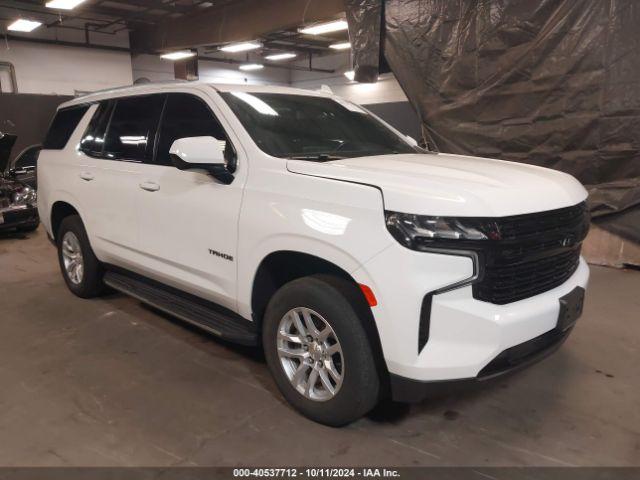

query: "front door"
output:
135 92 245 311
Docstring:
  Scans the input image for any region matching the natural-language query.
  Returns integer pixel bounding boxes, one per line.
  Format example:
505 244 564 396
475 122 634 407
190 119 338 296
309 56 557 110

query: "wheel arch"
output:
50 200 81 242
250 250 389 380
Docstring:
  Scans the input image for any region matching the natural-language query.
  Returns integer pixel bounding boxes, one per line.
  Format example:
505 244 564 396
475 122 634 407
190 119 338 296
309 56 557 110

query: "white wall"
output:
290 52 408 105
199 60 290 86
131 51 407 104
131 54 291 86
131 54 175 83
0 40 133 95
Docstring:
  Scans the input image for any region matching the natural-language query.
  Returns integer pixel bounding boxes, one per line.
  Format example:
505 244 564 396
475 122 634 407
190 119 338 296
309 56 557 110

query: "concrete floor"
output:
0 227 638 467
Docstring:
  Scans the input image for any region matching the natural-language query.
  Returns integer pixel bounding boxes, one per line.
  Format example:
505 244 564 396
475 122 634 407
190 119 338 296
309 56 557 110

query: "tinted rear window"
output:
103 95 165 162
79 101 114 156
43 105 90 150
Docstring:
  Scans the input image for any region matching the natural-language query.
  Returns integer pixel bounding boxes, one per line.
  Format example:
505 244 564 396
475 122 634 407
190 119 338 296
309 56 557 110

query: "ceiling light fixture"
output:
239 63 264 71
219 41 262 53
329 42 351 50
265 52 297 61
160 50 196 60
299 20 348 35
7 19 42 32
45 0 87 10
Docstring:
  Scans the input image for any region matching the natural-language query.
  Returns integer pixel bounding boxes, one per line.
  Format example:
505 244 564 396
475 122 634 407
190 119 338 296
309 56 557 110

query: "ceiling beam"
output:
129 0 345 53
117 0 192 14
260 40 330 56
0 33 130 53
199 55 335 73
75 3 157 25
90 0 213 33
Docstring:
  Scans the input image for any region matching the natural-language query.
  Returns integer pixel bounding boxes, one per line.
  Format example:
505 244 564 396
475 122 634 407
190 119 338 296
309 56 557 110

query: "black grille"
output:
475 247 581 304
473 202 589 304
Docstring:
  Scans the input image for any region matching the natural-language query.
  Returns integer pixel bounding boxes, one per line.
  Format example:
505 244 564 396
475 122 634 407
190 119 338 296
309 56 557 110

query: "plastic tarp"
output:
587 178 640 242
345 0 382 83
344 0 640 242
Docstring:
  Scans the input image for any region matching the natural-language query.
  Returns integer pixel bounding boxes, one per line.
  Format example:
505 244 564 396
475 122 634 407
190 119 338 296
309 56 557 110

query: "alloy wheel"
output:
277 307 344 401
61 231 84 285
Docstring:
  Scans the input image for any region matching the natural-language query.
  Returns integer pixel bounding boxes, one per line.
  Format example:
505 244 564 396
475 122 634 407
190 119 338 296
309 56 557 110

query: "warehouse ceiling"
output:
0 0 349 59
0 0 231 35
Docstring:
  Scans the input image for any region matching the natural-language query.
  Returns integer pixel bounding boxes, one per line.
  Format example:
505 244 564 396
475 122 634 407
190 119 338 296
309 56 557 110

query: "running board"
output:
104 270 258 346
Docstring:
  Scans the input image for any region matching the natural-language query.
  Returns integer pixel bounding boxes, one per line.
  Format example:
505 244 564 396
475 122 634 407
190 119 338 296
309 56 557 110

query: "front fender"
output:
237 234 387 319
236 173 393 319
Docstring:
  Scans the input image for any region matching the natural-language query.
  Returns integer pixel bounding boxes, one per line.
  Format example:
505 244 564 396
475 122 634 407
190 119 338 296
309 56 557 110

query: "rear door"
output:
37 103 91 237
134 91 245 310
77 94 165 266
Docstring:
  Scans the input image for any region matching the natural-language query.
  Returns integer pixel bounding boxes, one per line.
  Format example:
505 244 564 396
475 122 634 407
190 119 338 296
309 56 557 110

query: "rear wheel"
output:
263 274 380 426
57 215 105 298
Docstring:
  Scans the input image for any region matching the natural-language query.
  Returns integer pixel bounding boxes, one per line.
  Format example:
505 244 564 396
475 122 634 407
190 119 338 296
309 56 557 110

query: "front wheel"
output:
263 274 380 426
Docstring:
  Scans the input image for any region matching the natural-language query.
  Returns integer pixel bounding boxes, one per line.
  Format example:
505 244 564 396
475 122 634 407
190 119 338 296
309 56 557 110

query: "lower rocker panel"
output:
104 269 258 346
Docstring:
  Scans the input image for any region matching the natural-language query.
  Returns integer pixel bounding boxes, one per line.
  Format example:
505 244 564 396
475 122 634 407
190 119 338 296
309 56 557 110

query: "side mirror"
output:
169 136 234 184
405 135 419 147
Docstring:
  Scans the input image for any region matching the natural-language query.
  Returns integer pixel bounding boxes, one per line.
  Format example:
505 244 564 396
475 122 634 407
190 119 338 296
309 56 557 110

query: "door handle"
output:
139 181 160 192
79 171 94 181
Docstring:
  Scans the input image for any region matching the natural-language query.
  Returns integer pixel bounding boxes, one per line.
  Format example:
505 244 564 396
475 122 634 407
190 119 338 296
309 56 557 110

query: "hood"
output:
0 132 17 173
286 153 588 217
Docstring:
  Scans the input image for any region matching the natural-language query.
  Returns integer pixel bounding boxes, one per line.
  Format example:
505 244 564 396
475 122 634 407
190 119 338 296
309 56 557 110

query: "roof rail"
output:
73 79 193 98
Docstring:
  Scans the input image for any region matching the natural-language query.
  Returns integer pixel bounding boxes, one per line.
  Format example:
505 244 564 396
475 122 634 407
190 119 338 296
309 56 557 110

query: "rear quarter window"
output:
79 100 114 156
42 105 90 150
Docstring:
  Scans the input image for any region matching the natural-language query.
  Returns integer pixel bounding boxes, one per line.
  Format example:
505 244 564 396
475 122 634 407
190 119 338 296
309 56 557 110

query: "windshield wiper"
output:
288 154 346 162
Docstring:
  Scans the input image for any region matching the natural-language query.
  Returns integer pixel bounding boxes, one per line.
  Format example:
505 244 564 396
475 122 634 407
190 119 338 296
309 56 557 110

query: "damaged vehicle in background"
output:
9 144 41 189
0 132 39 232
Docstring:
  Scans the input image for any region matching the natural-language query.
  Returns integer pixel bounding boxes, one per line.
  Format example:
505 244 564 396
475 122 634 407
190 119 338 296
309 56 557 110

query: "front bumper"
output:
352 242 590 384
390 321 574 402
0 204 39 230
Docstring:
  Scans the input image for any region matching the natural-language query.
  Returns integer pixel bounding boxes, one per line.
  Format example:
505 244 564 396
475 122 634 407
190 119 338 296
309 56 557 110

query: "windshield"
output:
219 91 420 160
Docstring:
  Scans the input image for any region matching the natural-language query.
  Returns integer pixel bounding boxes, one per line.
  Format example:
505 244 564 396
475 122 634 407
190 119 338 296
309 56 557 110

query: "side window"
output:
42 105 90 150
80 100 114 156
103 95 165 162
155 93 235 167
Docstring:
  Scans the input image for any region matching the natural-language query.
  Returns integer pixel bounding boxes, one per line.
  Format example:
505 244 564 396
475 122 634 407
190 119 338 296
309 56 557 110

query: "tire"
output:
57 215 105 298
263 274 380 426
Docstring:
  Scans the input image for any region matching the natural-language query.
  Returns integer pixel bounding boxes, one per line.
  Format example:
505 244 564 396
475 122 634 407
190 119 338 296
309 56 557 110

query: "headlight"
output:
385 211 501 250
11 186 37 207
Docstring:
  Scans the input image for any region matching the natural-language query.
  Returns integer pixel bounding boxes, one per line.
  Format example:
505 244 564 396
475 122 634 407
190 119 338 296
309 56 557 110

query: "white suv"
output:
38 82 590 426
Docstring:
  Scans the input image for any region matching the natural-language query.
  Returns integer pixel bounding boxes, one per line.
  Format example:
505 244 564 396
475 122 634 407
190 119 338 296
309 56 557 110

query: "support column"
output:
174 55 199 81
